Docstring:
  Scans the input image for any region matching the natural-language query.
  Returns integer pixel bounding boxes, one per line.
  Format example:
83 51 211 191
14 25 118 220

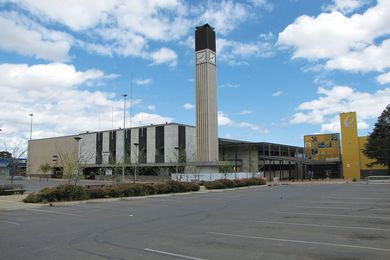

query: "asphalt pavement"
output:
1 182 390 259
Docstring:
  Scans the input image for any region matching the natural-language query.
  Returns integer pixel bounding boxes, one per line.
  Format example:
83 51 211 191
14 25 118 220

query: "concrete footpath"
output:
0 194 42 211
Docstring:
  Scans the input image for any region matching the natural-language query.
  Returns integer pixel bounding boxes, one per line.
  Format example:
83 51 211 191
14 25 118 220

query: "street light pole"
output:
122 94 127 182
29 113 33 140
175 146 179 181
133 142 139 184
74 136 82 185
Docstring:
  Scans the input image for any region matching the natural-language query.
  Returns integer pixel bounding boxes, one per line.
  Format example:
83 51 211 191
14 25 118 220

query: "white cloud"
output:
12 0 117 31
218 111 268 133
325 39 390 72
2 0 187 66
290 85 390 133
130 112 173 127
249 0 274 12
0 63 171 150
272 91 283 97
323 0 371 14
0 14 70 61
278 0 390 77
134 78 153 86
238 110 252 115
183 103 194 110
217 35 275 65
201 1 248 35
149 47 178 67
2 0 275 66
377 71 390 84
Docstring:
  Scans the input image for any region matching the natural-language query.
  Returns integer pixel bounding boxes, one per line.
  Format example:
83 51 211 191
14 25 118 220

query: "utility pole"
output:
74 136 82 185
133 142 139 184
175 146 179 181
29 113 33 140
122 94 127 182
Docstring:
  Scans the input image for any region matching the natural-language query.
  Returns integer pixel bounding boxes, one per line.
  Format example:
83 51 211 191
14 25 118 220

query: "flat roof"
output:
30 122 195 142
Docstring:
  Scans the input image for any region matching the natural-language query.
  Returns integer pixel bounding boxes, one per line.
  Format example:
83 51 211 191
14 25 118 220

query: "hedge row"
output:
204 178 266 189
23 181 200 203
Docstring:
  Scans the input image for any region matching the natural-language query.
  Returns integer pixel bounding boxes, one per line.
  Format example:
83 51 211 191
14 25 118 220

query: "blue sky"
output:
0 0 389 152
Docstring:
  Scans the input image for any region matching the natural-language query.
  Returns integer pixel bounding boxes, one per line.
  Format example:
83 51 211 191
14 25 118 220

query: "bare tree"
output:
219 161 234 179
56 142 94 185
2 141 26 183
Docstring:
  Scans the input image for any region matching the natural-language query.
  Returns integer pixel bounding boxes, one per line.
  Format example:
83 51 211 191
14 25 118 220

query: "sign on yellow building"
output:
340 112 361 179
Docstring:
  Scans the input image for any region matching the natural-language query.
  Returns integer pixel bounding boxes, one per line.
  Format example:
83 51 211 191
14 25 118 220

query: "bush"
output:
204 178 266 189
204 179 235 189
23 184 89 203
24 181 200 203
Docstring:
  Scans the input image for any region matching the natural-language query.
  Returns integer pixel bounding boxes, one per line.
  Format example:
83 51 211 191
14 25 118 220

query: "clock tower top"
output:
195 23 216 52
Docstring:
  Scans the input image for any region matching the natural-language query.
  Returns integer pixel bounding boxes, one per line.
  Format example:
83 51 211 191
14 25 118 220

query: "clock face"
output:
209 52 216 65
196 51 206 64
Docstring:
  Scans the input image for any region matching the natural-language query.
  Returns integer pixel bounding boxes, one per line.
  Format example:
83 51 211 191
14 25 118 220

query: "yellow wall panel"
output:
340 112 360 179
304 134 341 161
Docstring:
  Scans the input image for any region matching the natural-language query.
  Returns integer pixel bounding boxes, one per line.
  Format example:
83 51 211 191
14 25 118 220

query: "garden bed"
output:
23 181 200 203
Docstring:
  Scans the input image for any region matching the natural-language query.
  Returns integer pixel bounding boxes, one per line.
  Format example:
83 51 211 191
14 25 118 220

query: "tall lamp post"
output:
174 146 179 181
29 113 33 140
74 136 82 185
133 142 139 184
122 94 127 182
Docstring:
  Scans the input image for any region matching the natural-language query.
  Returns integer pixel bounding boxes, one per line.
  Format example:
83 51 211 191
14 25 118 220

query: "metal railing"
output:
365 175 390 184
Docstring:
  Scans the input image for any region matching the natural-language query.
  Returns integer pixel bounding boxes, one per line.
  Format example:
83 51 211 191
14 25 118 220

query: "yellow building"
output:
339 112 388 179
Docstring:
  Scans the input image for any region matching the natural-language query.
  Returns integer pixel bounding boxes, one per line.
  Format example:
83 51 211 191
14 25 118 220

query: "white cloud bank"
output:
0 15 70 61
290 85 390 132
0 63 172 150
1 0 276 66
278 0 390 82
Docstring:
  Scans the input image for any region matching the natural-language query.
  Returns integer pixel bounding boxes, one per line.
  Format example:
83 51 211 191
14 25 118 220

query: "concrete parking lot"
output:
1 182 390 259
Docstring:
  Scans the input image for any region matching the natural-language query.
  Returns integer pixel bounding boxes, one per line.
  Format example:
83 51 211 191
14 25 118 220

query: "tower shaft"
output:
195 24 218 165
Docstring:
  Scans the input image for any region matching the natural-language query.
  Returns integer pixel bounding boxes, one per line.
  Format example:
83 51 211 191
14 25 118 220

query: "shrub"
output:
204 178 266 189
23 193 41 203
204 179 235 189
23 184 89 203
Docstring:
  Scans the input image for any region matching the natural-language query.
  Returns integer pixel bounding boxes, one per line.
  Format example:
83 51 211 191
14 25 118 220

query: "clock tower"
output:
195 24 219 172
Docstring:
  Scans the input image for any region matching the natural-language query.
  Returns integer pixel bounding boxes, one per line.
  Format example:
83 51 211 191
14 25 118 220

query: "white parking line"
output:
327 197 390 201
279 211 390 220
207 232 390 252
0 219 20 226
144 248 207 260
317 201 389 206
26 208 83 217
248 220 390 232
297 206 365 210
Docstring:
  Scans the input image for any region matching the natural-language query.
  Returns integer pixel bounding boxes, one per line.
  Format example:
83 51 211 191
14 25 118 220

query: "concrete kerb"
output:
0 184 270 210
0 180 349 210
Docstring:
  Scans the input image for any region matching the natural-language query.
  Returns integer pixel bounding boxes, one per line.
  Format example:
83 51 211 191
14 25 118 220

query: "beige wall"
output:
27 136 77 175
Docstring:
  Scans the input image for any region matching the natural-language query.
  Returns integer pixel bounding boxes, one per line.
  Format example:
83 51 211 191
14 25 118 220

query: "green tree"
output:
363 104 390 174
